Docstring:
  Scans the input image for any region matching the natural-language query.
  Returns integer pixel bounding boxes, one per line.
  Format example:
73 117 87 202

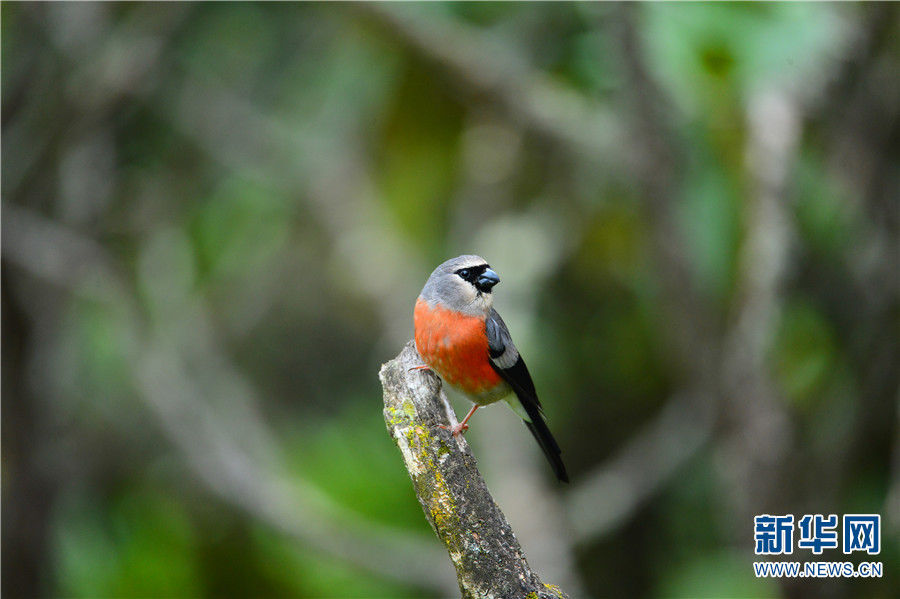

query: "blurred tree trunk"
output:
1 282 56 599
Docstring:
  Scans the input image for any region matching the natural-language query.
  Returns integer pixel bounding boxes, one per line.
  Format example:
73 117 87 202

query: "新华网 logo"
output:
754 513 880 555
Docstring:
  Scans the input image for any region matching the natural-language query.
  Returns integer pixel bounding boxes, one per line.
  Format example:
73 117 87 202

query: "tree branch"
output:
716 87 799 530
567 388 714 542
614 4 715 381
380 342 567 599
356 3 625 167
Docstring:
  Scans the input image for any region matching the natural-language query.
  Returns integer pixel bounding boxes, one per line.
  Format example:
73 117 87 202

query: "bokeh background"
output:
3 2 898 598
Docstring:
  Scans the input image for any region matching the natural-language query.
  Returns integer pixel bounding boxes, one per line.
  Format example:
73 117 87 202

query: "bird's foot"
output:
439 422 469 437
408 364 433 373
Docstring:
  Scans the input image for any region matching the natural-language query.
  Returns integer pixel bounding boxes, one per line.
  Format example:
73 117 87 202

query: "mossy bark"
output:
380 341 567 599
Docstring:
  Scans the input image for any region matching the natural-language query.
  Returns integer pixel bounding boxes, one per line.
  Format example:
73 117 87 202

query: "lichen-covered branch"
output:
380 342 567 599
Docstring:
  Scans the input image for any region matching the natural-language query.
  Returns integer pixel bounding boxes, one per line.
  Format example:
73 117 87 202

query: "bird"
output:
413 254 569 483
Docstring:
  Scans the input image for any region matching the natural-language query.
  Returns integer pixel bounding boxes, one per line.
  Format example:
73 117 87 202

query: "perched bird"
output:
413 255 568 483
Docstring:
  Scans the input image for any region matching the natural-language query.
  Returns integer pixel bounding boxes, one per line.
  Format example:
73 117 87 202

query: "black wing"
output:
486 309 569 483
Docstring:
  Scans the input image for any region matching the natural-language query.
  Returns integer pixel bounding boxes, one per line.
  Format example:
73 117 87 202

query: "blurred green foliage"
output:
3 2 897 598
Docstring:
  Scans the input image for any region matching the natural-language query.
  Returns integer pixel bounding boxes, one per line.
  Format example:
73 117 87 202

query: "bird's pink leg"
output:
441 404 479 437
408 364 433 373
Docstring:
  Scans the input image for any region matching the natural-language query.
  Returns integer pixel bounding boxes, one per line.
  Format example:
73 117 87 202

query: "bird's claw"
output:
439 422 469 437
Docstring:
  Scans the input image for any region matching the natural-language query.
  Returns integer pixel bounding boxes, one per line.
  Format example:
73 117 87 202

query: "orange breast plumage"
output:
414 298 506 401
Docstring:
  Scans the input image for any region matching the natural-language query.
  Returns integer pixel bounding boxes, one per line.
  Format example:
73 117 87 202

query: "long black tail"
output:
521 407 569 483
490 349 569 482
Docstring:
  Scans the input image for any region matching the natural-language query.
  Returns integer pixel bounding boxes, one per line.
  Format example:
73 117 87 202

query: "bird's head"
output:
419 255 500 316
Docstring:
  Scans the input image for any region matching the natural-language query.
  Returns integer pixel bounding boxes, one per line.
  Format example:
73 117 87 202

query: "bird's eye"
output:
457 269 471 280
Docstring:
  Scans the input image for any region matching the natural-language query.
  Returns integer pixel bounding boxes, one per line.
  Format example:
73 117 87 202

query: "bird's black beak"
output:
475 268 500 293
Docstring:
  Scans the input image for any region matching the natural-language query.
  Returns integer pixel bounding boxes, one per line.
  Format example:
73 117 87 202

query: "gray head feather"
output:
419 255 496 316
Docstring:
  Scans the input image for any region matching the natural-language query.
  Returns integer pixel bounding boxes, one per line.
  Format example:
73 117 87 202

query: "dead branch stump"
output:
380 341 567 599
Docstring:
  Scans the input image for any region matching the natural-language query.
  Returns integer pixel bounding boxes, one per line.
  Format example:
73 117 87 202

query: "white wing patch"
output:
486 310 519 369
